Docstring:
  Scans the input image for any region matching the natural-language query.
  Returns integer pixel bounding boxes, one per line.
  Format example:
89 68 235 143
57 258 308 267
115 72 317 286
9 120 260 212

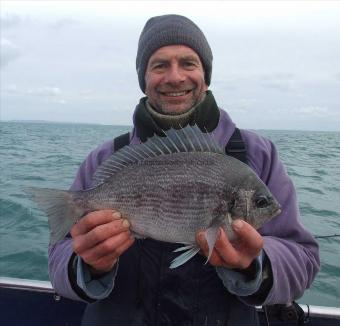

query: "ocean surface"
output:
1 121 339 307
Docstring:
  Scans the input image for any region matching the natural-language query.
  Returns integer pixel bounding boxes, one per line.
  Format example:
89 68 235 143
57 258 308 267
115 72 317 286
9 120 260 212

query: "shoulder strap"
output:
225 128 248 165
113 132 130 151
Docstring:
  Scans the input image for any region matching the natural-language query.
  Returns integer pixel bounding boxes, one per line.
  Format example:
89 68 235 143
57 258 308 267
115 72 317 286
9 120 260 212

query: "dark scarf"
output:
134 90 220 142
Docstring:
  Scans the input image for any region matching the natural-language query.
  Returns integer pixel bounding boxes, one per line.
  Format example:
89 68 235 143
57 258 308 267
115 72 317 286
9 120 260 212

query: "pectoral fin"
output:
170 245 200 269
205 225 220 264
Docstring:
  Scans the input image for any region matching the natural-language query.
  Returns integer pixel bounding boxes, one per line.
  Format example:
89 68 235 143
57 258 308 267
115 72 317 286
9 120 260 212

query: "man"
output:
49 15 320 325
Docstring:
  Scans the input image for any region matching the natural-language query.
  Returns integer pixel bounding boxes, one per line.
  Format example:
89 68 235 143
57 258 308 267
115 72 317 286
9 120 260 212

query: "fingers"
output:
70 209 134 274
196 230 229 267
71 210 121 237
196 220 264 269
231 220 263 256
196 231 214 257
89 236 135 273
214 227 245 268
80 228 133 263
72 218 130 253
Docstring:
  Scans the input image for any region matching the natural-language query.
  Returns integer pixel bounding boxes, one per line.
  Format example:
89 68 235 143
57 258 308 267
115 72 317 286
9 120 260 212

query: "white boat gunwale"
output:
1 276 340 320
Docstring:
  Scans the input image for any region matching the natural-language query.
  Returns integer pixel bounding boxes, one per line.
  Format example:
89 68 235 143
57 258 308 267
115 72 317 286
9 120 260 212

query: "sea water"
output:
0 121 339 307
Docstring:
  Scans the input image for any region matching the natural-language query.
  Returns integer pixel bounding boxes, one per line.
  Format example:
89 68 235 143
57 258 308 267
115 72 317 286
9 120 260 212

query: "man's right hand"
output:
70 209 134 275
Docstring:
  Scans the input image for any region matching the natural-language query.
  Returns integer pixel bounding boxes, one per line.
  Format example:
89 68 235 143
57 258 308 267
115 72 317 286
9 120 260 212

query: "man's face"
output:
145 45 208 115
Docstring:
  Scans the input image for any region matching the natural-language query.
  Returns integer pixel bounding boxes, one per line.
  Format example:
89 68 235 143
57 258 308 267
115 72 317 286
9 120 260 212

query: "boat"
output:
1 276 339 325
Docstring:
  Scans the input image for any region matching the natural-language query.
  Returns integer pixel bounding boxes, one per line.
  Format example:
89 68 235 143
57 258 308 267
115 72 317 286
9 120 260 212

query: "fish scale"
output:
26 125 281 268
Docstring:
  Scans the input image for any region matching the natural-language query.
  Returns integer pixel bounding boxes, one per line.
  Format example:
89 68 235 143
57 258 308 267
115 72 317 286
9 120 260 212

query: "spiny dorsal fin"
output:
92 124 223 186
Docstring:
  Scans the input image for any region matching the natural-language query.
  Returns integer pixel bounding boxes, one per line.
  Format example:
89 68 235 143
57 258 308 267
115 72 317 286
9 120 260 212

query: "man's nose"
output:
164 65 185 84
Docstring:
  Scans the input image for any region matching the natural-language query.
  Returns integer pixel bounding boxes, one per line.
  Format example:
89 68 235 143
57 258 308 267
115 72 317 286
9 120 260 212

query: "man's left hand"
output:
196 219 263 270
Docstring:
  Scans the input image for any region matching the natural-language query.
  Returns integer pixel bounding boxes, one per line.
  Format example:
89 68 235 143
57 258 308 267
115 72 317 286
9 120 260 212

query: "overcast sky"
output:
1 1 340 131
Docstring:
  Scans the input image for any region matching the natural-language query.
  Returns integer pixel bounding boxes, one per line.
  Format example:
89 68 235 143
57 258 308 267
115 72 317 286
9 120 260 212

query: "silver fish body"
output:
79 151 278 242
27 126 281 267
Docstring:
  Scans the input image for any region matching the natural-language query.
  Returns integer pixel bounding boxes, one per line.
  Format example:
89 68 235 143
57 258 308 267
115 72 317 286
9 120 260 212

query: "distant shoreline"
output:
1 120 132 127
1 120 339 133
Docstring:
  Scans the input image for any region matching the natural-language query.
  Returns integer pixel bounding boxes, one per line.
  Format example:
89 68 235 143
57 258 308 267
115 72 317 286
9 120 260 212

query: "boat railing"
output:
1 276 340 321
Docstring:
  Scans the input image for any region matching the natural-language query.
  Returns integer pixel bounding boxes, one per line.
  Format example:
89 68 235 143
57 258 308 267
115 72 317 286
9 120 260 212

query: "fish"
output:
26 125 281 268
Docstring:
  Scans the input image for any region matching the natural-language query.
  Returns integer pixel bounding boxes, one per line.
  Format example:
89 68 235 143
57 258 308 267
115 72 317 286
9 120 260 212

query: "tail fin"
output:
24 187 86 245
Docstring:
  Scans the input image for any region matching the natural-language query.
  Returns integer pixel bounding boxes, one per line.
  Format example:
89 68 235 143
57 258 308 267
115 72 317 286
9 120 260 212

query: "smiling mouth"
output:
160 90 191 97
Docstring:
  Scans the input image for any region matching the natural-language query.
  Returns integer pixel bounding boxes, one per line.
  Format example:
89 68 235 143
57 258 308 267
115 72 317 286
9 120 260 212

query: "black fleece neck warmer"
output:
134 90 220 142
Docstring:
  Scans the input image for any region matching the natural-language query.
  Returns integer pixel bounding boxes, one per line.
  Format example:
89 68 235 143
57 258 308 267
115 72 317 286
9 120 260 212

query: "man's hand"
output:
196 219 263 270
70 209 134 275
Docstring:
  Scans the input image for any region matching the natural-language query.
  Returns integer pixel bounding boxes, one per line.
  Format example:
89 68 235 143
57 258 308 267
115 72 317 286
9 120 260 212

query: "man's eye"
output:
183 61 197 69
153 63 166 70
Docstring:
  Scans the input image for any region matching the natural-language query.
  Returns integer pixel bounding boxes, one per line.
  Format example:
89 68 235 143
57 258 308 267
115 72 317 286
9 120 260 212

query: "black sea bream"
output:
27 125 281 268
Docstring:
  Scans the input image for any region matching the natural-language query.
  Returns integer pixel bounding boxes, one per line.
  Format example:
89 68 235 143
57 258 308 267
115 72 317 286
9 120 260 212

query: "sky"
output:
1 0 340 131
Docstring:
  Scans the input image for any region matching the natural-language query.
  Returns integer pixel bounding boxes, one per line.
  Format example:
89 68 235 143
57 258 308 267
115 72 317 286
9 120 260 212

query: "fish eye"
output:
255 195 271 208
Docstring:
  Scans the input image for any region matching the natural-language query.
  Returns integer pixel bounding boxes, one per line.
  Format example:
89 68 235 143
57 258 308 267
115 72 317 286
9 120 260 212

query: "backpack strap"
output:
113 132 130 151
225 128 248 165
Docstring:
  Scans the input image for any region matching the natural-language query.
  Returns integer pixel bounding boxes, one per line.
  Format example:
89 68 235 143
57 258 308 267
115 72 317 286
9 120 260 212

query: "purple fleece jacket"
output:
48 108 320 304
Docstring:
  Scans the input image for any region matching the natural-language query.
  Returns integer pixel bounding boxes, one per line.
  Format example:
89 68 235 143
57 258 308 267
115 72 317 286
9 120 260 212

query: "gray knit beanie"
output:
136 14 213 93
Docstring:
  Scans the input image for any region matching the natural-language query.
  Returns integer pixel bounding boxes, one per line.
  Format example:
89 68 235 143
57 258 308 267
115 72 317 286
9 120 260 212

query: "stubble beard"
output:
154 88 205 115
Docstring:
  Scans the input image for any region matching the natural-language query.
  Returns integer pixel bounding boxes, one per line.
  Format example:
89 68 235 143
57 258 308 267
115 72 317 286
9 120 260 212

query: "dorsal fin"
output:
92 125 223 186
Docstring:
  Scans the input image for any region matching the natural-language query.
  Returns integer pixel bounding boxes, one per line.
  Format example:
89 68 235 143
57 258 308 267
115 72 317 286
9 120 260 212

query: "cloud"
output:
27 86 61 97
50 18 79 30
78 89 97 101
260 73 297 92
2 84 20 94
26 86 67 104
0 13 21 29
212 75 253 92
2 85 67 104
262 73 296 80
268 105 338 120
296 106 333 117
0 38 21 67
224 98 258 112
213 78 239 91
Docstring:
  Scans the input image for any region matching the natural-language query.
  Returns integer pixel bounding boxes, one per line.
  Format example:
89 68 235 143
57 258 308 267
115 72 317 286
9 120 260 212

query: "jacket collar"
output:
133 90 220 142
